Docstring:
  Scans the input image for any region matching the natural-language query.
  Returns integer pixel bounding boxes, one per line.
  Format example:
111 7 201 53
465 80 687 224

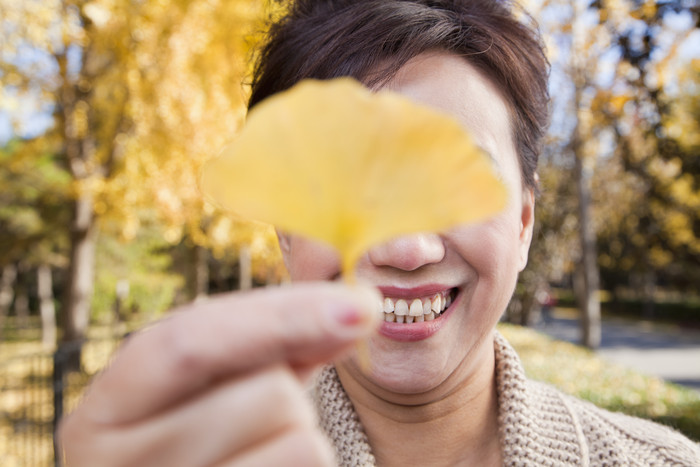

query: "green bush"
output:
550 288 700 324
92 229 183 320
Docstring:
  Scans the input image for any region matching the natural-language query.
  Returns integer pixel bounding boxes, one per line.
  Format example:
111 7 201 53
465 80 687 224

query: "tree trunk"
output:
114 279 129 323
14 263 29 329
62 194 97 370
519 288 537 327
55 10 102 370
239 244 252 291
38 264 57 350
0 263 17 338
574 152 601 349
642 269 656 319
191 244 209 302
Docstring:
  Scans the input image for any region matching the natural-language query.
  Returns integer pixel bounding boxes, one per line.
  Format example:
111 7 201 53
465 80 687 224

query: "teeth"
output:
431 295 442 312
383 297 394 314
394 299 408 316
409 299 423 316
380 290 454 324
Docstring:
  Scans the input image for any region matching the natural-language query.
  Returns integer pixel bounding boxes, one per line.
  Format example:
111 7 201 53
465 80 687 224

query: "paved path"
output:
532 309 700 392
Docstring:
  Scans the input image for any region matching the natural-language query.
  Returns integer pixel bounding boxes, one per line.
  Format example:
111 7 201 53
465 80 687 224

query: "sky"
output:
0 92 54 144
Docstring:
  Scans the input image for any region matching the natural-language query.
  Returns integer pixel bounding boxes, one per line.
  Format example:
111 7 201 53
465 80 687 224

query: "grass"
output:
1 320 698 466
499 323 700 442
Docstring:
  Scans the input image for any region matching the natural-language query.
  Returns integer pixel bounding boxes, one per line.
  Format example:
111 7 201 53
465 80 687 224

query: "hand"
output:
58 282 380 467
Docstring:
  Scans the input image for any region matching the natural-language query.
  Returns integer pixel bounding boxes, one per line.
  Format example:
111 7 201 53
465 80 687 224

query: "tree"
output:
0 0 268 365
524 0 611 346
0 137 70 344
593 14 700 307
524 0 699 345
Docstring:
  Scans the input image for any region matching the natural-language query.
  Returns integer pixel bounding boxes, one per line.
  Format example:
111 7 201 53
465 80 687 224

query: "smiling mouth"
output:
381 288 457 323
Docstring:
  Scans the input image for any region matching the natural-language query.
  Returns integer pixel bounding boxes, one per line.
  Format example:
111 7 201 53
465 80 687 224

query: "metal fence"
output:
1 338 122 467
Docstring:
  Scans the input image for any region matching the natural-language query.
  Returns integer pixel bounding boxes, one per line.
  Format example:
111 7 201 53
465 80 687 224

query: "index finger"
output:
80 282 380 425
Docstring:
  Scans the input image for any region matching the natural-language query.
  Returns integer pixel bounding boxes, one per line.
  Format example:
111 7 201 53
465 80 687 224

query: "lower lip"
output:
378 291 460 342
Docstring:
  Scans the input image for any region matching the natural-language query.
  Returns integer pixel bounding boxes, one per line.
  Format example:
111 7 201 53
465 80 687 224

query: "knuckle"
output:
157 320 207 374
274 309 322 349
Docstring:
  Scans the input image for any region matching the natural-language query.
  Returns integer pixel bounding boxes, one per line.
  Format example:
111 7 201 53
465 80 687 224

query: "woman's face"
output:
279 52 535 400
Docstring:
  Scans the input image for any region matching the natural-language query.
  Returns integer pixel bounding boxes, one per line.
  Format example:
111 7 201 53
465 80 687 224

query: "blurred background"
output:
0 0 698 465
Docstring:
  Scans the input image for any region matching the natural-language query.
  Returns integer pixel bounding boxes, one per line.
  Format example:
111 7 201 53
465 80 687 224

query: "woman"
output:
60 1 700 465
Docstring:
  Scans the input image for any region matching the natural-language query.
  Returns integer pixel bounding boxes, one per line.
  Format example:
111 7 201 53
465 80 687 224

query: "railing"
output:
0 338 122 467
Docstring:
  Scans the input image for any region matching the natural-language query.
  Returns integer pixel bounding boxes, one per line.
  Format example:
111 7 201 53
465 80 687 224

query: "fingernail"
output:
325 286 381 337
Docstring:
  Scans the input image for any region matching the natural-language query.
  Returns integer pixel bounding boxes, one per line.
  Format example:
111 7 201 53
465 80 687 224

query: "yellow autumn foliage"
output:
0 0 288 275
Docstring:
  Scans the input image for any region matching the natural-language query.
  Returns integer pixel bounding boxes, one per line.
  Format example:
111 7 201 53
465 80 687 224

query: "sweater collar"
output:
311 330 587 466
493 331 587 466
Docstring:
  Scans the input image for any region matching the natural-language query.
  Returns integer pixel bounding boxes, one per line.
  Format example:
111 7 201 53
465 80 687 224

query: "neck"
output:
335 335 502 467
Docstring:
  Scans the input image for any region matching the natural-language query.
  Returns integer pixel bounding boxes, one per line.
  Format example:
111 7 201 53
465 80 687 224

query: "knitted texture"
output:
311 367 376 466
310 331 700 466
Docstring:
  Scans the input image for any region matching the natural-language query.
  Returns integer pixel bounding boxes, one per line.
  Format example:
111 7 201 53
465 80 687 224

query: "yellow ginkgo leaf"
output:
200 78 507 275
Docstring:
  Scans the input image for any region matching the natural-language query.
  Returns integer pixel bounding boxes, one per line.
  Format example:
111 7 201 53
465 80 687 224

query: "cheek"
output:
285 237 341 280
447 219 521 333
448 215 522 283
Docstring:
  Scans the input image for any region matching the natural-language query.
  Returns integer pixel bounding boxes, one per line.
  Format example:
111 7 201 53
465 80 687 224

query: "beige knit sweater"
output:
310 332 700 466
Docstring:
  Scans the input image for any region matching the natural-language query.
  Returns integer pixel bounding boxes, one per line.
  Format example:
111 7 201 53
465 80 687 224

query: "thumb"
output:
82 282 381 425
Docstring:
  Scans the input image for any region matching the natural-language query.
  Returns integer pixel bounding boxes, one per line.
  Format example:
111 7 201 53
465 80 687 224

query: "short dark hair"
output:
249 0 550 189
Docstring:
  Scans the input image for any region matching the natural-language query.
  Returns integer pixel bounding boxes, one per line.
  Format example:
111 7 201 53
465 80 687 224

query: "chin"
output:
358 343 456 396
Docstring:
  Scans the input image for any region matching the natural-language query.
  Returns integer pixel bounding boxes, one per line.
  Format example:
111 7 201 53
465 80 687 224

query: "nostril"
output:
368 233 445 271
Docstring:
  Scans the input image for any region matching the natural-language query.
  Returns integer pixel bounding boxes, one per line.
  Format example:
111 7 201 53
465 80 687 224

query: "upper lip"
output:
377 284 455 298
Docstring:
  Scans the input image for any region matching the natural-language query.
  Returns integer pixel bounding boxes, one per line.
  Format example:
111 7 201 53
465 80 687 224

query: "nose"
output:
368 233 445 271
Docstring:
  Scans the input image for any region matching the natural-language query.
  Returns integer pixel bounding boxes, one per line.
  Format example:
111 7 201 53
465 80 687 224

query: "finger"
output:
80 282 380 425
218 426 336 467
62 366 318 467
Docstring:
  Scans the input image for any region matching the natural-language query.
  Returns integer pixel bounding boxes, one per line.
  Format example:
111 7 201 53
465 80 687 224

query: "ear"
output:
276 229 292 271
517 186 536 272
